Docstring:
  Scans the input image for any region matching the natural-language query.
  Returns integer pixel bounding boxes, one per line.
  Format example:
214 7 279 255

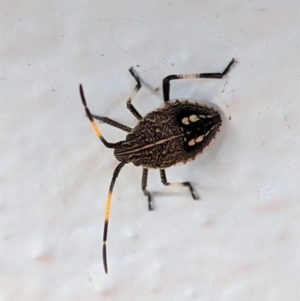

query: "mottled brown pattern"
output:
114 99 221 168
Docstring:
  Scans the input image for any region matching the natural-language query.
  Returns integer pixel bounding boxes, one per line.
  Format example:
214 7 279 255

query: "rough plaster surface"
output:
1 1 299 300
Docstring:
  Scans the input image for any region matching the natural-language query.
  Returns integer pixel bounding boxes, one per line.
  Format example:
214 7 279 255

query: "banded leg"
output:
159 169 198 200
80 85 120 148
142 168 153 211
91 114 132 133
103 162 126 274
126 68 143 120
162 58 235 101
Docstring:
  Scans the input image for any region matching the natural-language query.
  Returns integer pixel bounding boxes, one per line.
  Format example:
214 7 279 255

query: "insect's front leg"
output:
126 68 143 120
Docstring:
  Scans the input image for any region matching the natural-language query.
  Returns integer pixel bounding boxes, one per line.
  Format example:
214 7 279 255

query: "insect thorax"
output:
114 99 222 168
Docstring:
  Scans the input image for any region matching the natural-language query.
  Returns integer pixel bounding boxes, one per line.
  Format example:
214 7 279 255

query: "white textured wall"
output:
1 1 299 300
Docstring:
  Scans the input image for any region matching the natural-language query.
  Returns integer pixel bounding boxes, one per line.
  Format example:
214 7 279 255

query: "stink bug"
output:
79 58 235 273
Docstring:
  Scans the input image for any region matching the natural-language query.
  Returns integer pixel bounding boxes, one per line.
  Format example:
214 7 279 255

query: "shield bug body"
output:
79 59 235 273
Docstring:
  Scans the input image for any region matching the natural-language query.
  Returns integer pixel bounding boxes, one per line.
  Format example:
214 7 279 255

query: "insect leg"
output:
91 115 132 133
126 68 143 120
159 169 198 200
142 168 153 211
80 85 121 148
198 58 235 79
162 58 235 102
103 161 126 274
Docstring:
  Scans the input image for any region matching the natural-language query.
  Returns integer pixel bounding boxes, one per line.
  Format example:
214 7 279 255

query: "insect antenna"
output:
103 161 126 274
79 84 120 149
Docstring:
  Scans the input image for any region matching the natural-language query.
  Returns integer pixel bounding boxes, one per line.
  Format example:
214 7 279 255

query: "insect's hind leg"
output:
162 58 235 102
126 68 143 120
142 168 153 211
91 115 132 133
159 170 198 200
